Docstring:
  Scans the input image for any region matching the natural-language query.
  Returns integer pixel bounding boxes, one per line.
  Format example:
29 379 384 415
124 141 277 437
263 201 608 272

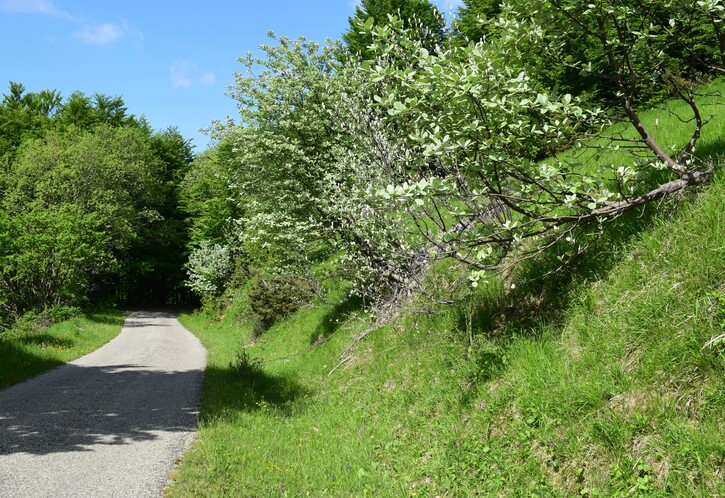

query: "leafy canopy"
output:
343 0 445 60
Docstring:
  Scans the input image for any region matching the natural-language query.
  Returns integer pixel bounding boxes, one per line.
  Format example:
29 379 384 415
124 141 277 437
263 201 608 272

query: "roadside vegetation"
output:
0 86 194 331
0 308 124 388
1 0 724 495
0 87 190 385
167 66 725 494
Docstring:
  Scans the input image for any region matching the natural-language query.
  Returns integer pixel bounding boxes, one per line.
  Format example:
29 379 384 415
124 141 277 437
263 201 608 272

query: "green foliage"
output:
452 0 502 42
126 126 195 306
0 83 143 161
180 140 240 246
190 34 416 305
453 0 724 107
23 305 83 328
186 1 723 325
228 345 264 377
3 125 164 253
0 206 111 321
504 0 723 106
247 271 317 334
55 92 134 131
222 35 345 269
0 82 61 159
343 0 445 60
344 4 722 285
0 85 194 322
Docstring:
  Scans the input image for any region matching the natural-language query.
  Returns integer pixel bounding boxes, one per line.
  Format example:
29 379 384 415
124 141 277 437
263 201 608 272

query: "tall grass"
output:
168 79 724 496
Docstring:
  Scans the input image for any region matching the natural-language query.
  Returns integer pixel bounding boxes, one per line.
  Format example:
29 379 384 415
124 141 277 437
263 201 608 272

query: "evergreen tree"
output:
453 0 502 42
343 0 445 59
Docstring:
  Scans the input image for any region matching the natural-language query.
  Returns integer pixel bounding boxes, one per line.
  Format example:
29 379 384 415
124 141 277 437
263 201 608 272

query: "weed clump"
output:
229 347 263 376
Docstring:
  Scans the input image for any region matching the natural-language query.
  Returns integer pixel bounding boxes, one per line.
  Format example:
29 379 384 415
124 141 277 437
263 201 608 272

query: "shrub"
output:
229 346 264 376
247 272 317 335
186 241 233 296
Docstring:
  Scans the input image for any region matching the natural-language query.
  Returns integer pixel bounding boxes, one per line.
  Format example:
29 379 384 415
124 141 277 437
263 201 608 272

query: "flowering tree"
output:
348 0 723 285
197 35 416 301
185 241 233 296
187 1 723 308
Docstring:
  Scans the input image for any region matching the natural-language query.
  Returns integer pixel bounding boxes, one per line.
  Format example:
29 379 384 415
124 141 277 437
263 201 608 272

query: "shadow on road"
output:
0 364 202 456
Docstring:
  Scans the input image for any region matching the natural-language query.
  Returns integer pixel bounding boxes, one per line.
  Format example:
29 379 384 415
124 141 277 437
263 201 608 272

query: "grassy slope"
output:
0 311 125 388
168 82 724 497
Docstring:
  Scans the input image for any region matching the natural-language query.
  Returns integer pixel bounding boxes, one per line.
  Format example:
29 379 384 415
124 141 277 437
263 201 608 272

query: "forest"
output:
0 85 193 327
1 0 722 329
2 0 725 495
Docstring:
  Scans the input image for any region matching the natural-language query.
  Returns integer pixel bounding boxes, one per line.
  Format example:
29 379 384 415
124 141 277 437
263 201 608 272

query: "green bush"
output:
247 272 317 335
3 305 82 336
229 346 264 377
34 305 82 327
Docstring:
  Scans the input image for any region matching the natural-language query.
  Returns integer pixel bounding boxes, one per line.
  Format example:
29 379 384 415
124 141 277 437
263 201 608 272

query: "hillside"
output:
167 90 725 495
2 2 722 495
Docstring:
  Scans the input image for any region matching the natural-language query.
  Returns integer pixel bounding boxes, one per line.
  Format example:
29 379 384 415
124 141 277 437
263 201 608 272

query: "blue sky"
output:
0 1 461 151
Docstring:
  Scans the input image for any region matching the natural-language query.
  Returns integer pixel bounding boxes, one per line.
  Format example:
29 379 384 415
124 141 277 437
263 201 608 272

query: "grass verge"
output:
169 171 724 496
0 311 125 389
167 81 724 496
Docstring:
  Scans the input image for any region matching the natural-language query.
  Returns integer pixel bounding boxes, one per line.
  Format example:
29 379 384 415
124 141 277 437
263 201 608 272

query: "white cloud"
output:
0 0 75 20
170 61 216 89
2 3 141 48
170 59 195 89
73 22 125 46
199 72 216 86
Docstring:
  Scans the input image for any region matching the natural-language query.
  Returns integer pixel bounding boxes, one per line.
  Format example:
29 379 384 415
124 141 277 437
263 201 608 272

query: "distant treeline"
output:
0 83 194 328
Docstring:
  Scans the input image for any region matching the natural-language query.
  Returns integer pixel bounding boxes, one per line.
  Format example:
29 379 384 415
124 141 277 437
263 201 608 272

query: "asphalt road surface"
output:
0 311 207 498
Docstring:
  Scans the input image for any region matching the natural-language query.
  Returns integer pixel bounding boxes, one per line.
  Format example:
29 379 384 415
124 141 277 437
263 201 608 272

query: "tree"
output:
343 0 445 60
453 0 502 42
0 82 61 159
3 125 164 250
0 206 111 320
345 0 722 286
0 84 196 323
180 140 240 247
184 35 417 303
0 124 171 310
125 127 195 306
0 84 146 161
222 35 345 270
454 1 724 106
185 241 233 296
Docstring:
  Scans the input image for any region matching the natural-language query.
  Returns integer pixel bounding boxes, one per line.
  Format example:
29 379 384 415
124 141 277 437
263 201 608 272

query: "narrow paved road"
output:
0 311 206 498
